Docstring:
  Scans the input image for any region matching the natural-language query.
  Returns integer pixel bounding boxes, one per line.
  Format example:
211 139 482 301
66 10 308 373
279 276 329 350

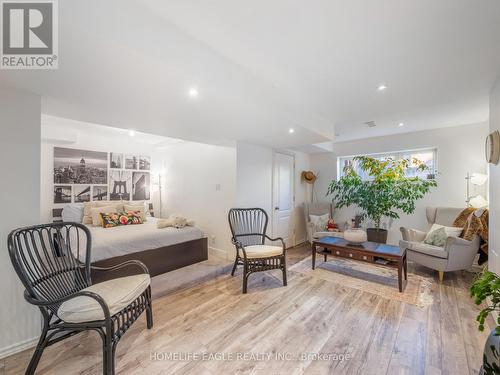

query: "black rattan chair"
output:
228 208 287 293
7 222 153 375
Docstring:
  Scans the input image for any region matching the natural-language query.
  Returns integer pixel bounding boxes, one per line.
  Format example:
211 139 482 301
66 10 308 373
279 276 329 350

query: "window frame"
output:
337 147 438 181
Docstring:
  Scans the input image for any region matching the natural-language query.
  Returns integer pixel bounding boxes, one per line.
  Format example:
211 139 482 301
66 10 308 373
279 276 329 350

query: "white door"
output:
273 152 295 248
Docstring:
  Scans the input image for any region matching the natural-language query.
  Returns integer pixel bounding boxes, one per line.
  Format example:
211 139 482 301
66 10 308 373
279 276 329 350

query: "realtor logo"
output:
1 0 58 69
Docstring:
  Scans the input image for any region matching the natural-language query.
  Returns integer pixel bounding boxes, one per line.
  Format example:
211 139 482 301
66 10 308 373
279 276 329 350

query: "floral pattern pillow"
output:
118 211 144 226
100 211 143 228
100 212 120 228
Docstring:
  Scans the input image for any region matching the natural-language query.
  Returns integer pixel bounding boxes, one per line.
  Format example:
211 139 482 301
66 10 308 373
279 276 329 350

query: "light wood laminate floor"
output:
2 244 490 375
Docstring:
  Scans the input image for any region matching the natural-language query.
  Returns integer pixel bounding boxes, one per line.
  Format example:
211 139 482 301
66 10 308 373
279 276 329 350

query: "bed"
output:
53 208 208 282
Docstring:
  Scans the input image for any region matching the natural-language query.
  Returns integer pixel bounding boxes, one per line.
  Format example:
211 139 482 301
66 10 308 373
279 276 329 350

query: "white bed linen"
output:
76 217 205 262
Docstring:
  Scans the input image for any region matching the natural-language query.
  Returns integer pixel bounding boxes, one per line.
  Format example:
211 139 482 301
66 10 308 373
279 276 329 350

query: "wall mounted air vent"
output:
365 121 376 128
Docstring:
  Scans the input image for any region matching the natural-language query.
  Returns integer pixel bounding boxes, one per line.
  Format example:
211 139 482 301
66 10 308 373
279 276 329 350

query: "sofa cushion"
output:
58 274 150 323
309 213 330 232
244 245 283 258
404 241 448 259
423 223 463 247
423 227 448 247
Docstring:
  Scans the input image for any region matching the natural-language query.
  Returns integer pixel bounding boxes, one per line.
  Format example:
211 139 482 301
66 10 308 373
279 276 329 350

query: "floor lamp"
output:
465 172 488 207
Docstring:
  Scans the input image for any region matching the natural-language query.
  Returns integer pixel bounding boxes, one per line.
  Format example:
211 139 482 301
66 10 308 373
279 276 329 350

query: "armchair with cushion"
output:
400 207 480 282
8 222 153 375
303 202 335 243
228 208 287 293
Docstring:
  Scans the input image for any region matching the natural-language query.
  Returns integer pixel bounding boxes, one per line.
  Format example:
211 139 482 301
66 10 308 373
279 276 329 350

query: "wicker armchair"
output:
7 222 153 375
228 208 287 293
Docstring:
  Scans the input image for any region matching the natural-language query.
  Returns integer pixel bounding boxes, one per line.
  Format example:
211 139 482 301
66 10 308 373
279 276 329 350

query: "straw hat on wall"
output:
301 171 317 184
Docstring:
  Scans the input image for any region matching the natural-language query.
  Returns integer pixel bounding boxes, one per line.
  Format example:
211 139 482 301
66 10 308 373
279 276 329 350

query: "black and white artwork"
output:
54 147 107 184
132 172 150 200
139 155 151 171
110 153 123 169
54 185 72 204
109 170 132 200
125 154 138 170
74 185 91 203
92 185 108 201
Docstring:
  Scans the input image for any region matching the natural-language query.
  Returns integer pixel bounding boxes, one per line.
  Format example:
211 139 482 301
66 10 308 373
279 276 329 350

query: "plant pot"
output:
366 228 388 244
480 328 500 375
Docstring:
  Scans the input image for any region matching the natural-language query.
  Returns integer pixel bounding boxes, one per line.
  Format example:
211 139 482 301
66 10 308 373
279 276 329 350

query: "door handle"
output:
275 207 279 210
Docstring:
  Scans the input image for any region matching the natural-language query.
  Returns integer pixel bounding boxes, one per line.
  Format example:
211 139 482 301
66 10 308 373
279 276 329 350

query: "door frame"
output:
271 150 296 247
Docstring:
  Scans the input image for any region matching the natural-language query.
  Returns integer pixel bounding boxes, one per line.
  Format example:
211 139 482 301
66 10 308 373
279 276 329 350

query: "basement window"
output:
337 148 437 180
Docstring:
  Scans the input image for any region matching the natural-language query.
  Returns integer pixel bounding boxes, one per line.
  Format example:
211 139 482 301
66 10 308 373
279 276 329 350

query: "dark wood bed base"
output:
91 237 208 283
52 207 208 283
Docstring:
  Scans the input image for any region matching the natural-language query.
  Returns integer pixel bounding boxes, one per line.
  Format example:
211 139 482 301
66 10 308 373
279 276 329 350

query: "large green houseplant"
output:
471 270 500 375
327 156 437 243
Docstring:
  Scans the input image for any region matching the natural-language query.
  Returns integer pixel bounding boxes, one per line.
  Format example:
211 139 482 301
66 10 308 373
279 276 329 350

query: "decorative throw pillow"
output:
100 212 121 228
117 211 144 226
423 227 448 247
84 201 123 224
91 205 119 226
423 223 463 247
309 213 330 232
124 204 147 221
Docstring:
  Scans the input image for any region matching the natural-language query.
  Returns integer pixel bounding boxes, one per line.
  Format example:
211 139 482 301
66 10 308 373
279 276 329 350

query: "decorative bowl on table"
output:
343 228 367 245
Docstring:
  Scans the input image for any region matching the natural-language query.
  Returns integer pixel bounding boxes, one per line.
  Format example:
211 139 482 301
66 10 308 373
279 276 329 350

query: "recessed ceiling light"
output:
129 130 135 137
188 87 199 98
289 128 295 134
377 84 387 91
398 122 404 127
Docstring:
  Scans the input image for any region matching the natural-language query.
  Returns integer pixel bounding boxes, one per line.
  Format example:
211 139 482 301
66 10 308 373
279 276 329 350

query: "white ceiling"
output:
1 0 500 147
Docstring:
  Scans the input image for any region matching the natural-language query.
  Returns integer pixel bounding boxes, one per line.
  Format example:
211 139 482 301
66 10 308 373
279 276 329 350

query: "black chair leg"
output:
26 325 49 375
242 263 249 294
146 304 154 329
102 330 114 375
282 257 288 286
231 256 239 276
242 274 249 294
146 286 154 329
111 344 117 375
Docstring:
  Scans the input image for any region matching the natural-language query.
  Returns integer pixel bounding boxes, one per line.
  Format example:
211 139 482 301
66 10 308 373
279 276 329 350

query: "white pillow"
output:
309 213 330 232
90 205 119 227
62 204 84 223
424 223 463 243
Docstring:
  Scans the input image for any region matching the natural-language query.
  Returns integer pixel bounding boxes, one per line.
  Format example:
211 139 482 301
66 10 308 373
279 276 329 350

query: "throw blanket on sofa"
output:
452 207 489 256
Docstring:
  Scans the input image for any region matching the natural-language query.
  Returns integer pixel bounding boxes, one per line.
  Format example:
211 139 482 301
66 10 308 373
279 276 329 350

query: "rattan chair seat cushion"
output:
58 274 150 323
244 245 283 258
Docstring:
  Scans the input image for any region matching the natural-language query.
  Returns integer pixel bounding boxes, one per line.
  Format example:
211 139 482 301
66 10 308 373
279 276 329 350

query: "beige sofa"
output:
399 207 480 282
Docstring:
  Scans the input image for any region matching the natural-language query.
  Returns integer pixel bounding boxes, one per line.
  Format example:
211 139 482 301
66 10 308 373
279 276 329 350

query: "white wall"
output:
0 89 42 358
161 142 237 258
40 115 166 223
41 116 238 258
489 78 500 273
310 123 488 245
236 142 311 246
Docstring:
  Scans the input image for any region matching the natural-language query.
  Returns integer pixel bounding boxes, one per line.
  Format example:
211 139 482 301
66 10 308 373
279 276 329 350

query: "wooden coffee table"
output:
312 236 407 292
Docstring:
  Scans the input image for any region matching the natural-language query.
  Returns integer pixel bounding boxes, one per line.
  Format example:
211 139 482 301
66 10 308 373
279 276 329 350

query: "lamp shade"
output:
470 173 488 186
469 195 488 208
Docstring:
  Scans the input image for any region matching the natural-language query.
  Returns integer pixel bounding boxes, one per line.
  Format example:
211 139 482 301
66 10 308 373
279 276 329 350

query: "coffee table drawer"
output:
331 248 373 262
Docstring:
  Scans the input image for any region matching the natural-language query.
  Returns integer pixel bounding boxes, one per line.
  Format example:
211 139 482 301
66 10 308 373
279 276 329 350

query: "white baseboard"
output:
295 237 306 247
0 336 39 359
209 246 227 260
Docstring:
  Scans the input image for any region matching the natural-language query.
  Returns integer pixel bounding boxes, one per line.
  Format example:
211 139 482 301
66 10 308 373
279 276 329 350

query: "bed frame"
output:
52 206 208 283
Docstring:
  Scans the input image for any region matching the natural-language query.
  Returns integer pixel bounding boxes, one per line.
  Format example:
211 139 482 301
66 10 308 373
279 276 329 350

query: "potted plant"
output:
327 156 437 243
471 270 500 374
